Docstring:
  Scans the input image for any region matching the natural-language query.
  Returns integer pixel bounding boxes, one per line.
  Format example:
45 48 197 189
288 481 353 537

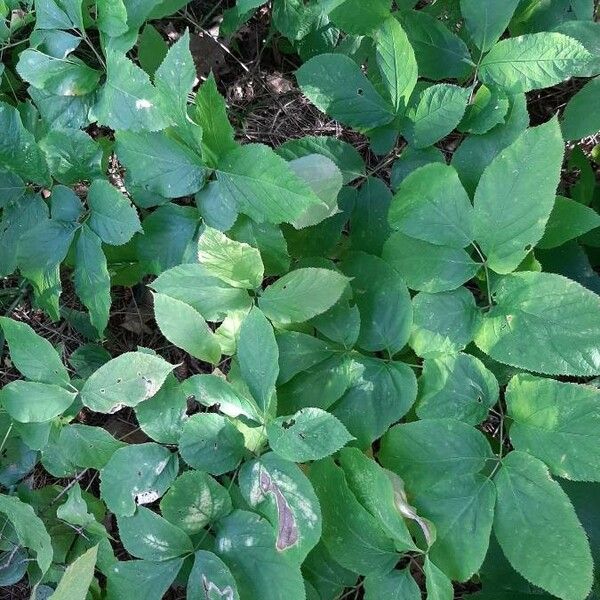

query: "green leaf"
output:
35 0 85 31
54 424 125 471
460 0 520 51
179 413 245 475
417 353 499 425
309 458 398 575
389 163 473 248
115 131 205 198
374 17 417 112
303 544 357 599
494 451 593 600
0 102 50 185
87 179 142 246
216 143 327 225
404 84 470 149
181 373 261 423
259 267 348 324
239 452 322 562
452 93 529 196
364 569 420 600
187 550 240 600
160 470 231 535
538 195 600 249
390 146 445 190
137 24 168 77
100 442 179 516
479 33 591 93
96 0 128 37
379 419 493 492
341 252 412 356
327 0 391 34
424 557 454 600
338 448 417 552
398 10 473 80
16 50 100 96
296 53 395 129
0 170 25 207
39 129 102 185
237 307 278 415
332 356 417 448
198 226 264 289
134 375 187 444
154 30 196 127
277 136 365 184
382 232 480 293
415 474 495 581
410 288 479 358
0 494 52 576
458 85 510 135
151 263 251 322
193 73 237 166
80 351 174 413
215 511 305 599
50 544 98 600
350 176 392 255
473 118 564 273
74 225 111 336
0 381 76 423
552 21 600 77
506 374 600 481
117 507 192 561
92 48 170 132
268 408 353 462
105 559 182 600
561 76 600 141
0 317 69 385
153 292 221 364
474 271 600 376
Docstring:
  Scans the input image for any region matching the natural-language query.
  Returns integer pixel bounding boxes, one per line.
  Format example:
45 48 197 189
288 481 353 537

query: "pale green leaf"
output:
16 49 99 96
479 33 591 93
50 545 98 600
507 374 600 481
153 293 221 364
197 226 264 289
80 351 174 413
0 381 76 423
259 267 349 324
424 557 454 600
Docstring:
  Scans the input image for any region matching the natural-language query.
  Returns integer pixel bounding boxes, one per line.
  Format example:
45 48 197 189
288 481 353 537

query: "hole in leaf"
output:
357 88 364 96
282 419 295 429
